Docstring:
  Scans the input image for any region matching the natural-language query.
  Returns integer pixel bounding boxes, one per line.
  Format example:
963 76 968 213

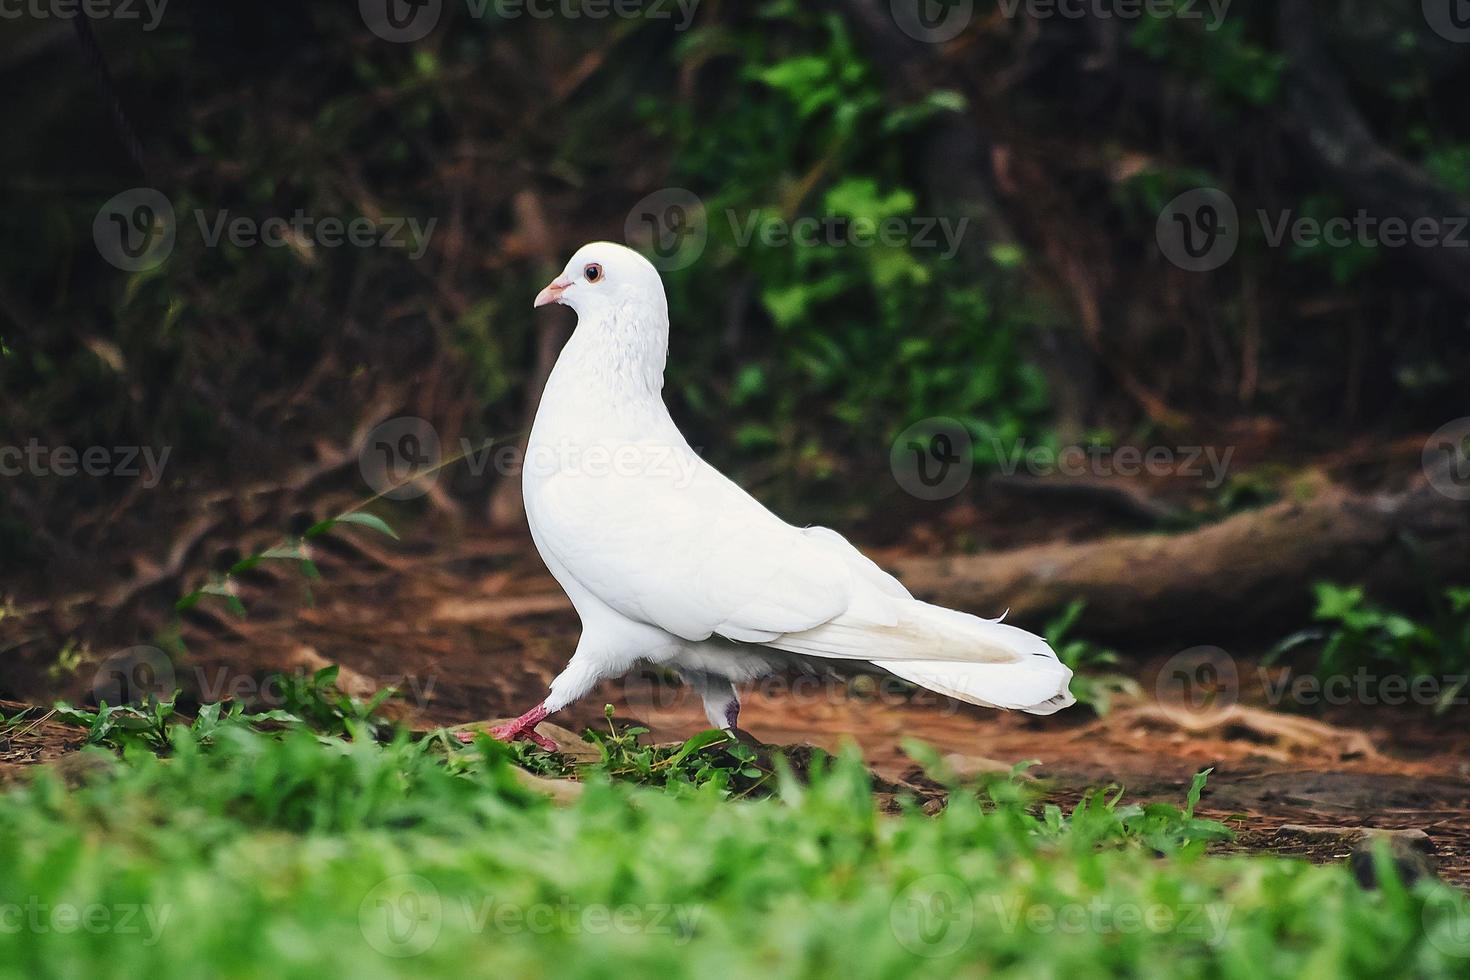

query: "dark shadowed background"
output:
1 0 1468 723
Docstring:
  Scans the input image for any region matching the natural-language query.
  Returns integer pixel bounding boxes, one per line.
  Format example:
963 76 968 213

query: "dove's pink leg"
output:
456 702 557 752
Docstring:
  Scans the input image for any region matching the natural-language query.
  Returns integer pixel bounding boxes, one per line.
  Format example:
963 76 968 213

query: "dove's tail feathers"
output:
765 598 1075 714
873 658 1076 715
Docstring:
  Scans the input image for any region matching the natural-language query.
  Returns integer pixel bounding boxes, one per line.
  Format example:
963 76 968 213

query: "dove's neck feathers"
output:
543 295 672 427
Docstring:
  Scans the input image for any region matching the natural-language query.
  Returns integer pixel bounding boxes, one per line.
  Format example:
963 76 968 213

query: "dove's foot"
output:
455 704 558 752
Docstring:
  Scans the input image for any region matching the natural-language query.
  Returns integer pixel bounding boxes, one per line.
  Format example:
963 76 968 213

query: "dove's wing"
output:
526 441 1024 665
529 444 855 642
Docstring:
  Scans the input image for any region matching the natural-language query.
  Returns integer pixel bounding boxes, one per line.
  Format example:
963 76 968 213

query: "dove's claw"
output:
490 722 558 752
453 722 557 751
456 703 557 752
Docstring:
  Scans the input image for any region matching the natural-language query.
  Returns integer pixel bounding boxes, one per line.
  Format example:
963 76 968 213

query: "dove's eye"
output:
583 263 603 283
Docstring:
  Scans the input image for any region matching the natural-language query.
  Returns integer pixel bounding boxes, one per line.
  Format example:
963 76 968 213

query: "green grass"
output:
1 706 1467 979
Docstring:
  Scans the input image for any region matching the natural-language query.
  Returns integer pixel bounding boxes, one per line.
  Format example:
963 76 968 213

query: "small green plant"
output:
580 705 771 797
45 639 86 682
52 664 397 752
51 696 295 753
446 706 775 794
1043 769 1235 854
1270 582 1470 713
269 664 400 738
1045 600 1140 715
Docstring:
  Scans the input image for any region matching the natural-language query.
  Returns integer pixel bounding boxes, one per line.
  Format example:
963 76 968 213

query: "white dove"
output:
474 242 1074 750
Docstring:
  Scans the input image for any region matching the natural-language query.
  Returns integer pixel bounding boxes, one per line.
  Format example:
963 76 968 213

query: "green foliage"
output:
1282 193 1382 285
1270 583 1470 713
1420 142 1470 198
1044 600 1140 715
484 706 774 796
577 705 771 797
0 719 1462 978
1130 7 1287 108
647 4 1051 491
1031 768 1233 855
50 664 396 752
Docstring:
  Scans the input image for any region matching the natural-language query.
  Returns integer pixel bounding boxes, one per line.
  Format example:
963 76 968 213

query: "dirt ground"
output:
5 517 1468 886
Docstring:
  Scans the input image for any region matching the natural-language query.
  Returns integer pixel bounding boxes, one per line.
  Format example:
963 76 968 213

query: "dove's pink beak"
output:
534 275 572 309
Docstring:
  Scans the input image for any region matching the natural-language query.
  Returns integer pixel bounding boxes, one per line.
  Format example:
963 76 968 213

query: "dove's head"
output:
534 242 667 322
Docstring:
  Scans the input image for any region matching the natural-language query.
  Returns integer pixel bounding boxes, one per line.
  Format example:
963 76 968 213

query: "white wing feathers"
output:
529 449 1074 714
